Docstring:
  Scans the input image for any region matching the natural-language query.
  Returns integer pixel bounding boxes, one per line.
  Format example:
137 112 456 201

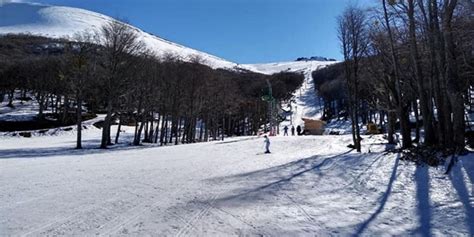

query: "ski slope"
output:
2 2 473 236
0 2 250 70
1 128 473 236
245 60 337 127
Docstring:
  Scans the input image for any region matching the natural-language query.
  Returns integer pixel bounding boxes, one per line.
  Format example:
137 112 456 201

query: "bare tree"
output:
338 5 368 152
62 32 99 149
97 20 144 149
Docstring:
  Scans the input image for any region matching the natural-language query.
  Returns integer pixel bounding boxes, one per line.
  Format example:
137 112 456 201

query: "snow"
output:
0 93 62 123
0 78 472 236
1 128 473 235
0 2 252 70
244 60 338 128
244 60 335 76
2 2 473 236
0 99 43 122
0 2 336 77
324 119 355 135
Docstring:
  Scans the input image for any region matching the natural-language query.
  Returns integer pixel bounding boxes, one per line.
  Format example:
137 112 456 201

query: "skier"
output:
283 126 289 136
296 125 302 136
291 126 295 136
264 135 271 154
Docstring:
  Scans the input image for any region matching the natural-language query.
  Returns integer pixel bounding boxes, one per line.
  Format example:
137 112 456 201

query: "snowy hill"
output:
0 1 340 134
244 60 338 127
0 1 341 132
0 2 338 77
0 2 248 70
244 60 335 75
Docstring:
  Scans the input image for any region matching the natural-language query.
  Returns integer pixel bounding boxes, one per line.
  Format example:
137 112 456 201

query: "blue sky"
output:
29 0 375 63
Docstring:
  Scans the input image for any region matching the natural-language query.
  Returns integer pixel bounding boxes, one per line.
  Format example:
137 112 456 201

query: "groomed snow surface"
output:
1 2 473 236
1 127 474 236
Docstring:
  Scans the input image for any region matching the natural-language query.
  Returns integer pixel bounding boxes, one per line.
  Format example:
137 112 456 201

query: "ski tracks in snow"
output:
175 190 226 237
20 194 139 236
97 188 184 236
174 187 268 237
174 152 258 236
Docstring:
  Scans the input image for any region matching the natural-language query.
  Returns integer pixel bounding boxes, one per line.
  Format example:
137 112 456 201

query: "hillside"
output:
0 1 340 130
244 60 337 128
0 2 248 70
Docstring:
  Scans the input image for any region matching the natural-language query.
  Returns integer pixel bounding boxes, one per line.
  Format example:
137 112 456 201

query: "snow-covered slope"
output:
0 1 338 126
245 60 338 127
0 2 247 70
244 60 335 75
1 127 473 235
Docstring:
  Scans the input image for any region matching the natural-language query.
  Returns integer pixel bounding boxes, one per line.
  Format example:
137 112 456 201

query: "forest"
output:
0 21 304 149
314 0 473 158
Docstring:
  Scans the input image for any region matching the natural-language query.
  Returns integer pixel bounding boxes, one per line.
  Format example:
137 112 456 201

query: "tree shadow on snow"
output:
414 163 432 237
460 154 474 193
353 153 400 236
450 156 474 236
215 137 259 145
0 139 158 159
205 150 354 205
413 154 474 237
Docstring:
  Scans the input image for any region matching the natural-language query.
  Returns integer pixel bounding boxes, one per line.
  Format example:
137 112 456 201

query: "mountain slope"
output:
244 60 337 127
0 1 338 126
0 2 243 70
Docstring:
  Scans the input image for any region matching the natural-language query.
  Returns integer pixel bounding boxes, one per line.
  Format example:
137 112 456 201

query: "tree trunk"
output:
76 94 82 149
148 113 154 143
115 113 122 144
100 99 113 149
7 89 14 107
354 74 361 152
221 117 225 141
443 0 465 151
160 115 167 145
413 101 421 143
154 114 161 143
383 0 411 149
204 114 210 142
134 118 146 146
407 0 436 145
144 121 149 143
38 92 45 119
62 95 69 123
387 111 397 144
399 105 413 149
174 117 179 145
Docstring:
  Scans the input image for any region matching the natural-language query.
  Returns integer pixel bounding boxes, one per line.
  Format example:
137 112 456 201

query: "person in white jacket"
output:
264 135 271 154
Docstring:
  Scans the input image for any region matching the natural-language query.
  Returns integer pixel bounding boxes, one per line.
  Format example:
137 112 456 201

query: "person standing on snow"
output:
264 135 271 154
296 125 302 135
291 126 295 136
283 126 289 136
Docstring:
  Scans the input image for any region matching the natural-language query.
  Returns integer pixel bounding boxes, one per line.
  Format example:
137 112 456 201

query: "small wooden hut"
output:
366 122 380 135
302 118 326 135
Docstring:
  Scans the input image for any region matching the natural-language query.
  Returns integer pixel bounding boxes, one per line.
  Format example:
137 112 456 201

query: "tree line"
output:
0 20 304 149
315 0 473 154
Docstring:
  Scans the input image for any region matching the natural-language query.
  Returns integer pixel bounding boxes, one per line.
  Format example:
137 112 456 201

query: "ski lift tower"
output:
262 78 275 136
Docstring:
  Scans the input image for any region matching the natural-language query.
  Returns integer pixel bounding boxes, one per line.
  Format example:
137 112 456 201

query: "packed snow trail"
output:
245 61 336 128
1 130 473 236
